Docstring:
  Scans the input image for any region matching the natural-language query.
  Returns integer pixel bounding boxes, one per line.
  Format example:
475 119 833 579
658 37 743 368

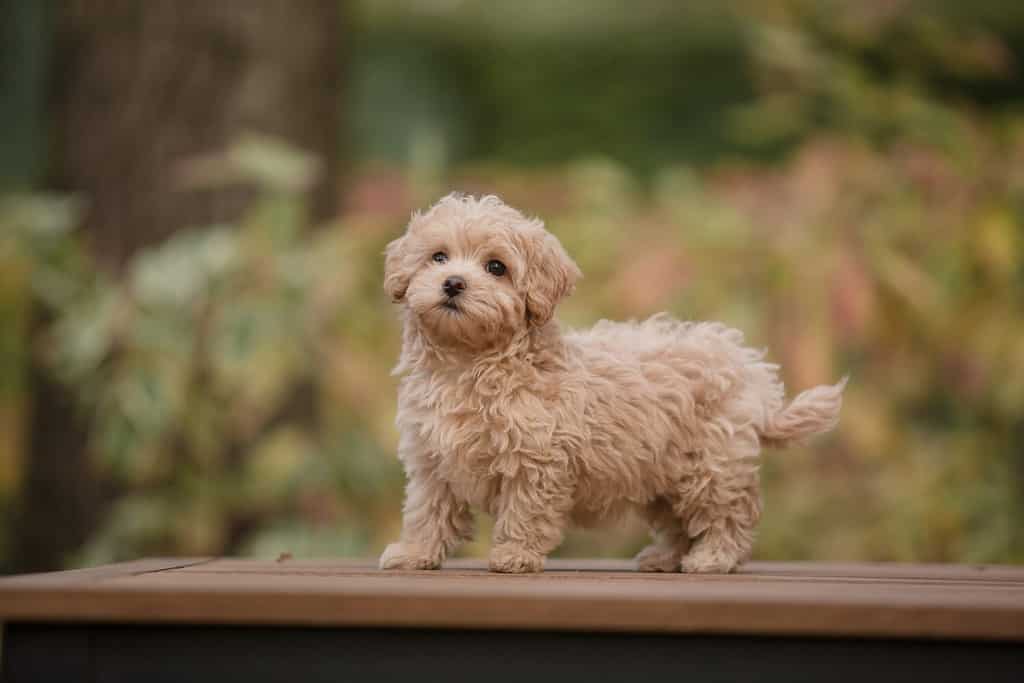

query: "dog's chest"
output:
421 404 506 510
400 368 549 506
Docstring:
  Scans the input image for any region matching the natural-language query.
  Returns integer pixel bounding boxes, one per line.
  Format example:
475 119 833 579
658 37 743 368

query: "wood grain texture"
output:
0 557 213 586
2 558 1023 641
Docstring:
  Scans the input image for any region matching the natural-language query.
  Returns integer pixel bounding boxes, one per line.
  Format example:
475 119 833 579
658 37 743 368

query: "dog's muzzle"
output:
442 276 466 299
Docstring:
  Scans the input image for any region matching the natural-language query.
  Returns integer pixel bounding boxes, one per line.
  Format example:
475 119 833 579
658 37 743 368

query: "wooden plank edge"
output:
0 587 1021 642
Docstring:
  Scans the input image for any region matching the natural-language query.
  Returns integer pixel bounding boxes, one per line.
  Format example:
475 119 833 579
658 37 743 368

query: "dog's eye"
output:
431 252 448 264
486 259 506 277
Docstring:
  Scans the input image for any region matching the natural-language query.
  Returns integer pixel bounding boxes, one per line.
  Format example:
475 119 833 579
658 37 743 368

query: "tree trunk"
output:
53 0 344 269
10 0 343 572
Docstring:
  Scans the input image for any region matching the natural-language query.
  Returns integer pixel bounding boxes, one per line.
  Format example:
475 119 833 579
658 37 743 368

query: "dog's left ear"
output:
522 227 581 326
383 235 411 302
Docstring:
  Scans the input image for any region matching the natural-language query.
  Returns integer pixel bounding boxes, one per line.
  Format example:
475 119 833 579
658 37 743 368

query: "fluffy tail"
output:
760 377 848 448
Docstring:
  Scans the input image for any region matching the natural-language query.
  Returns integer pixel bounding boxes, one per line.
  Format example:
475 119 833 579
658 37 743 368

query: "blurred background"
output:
1 0 1023 574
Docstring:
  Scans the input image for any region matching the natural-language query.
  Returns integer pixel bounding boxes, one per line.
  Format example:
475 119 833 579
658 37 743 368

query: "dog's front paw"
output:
634 544 683 572
379 542 441 570
679 548 739 574
489 545 544 573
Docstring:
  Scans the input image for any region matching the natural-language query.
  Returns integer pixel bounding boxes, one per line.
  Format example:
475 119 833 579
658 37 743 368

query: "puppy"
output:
379 194 845 573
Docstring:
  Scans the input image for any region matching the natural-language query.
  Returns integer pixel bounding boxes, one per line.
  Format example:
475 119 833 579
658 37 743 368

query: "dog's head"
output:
384 194 581 350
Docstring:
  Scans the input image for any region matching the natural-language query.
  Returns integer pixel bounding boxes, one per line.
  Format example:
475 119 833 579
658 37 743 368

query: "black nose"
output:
442 276 466 298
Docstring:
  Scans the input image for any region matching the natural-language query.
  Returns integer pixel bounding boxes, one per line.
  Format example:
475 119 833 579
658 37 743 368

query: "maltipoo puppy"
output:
379 194 845 574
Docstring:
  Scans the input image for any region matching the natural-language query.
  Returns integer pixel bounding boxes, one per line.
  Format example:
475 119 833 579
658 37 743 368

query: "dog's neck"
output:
395 311 568 378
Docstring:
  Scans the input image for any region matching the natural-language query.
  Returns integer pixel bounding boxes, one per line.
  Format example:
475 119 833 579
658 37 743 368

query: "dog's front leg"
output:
489 465 572 573
380 464 473 570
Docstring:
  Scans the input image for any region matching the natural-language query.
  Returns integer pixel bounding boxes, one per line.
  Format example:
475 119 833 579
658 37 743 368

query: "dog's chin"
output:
412 298 515 351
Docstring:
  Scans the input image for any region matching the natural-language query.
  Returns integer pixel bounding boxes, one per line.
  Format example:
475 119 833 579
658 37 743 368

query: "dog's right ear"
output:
383 235 410 302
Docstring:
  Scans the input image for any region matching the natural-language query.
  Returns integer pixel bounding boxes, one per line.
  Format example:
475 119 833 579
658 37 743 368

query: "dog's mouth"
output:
440 299 460 312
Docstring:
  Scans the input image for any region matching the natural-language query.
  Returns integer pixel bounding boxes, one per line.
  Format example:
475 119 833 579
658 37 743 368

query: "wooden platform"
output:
3 558 1024 682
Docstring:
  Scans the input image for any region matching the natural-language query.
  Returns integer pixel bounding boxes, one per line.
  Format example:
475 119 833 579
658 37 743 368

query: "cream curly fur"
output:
379 193 845 574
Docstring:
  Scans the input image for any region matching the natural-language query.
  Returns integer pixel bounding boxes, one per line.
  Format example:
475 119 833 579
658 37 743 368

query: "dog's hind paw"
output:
679 548 739 574
379 542 441 570
489 544 544 573
634 544 682 572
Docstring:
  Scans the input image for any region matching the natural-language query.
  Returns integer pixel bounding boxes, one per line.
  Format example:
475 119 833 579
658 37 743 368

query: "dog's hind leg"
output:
678 435 762 573
634 497 690 572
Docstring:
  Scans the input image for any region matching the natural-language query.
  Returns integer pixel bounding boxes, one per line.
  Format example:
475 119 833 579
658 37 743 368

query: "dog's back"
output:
561 314 841 513
564 314 784 435
564 313 841 449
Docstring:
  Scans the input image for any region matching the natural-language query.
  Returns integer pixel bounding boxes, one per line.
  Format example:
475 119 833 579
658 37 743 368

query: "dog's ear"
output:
522 227 581 326
383 235 411 302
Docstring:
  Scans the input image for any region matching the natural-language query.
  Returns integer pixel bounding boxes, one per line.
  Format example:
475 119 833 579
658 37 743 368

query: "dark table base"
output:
3 622 1021 683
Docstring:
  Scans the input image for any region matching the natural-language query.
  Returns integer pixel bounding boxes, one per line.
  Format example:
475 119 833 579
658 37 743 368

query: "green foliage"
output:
350 2 755 171
2 145 408 565
350 0 1024 171
7 115 1024 565
2 0 1024 567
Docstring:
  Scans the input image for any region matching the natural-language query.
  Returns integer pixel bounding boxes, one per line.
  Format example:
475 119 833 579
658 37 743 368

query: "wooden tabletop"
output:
2 558 1023 641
